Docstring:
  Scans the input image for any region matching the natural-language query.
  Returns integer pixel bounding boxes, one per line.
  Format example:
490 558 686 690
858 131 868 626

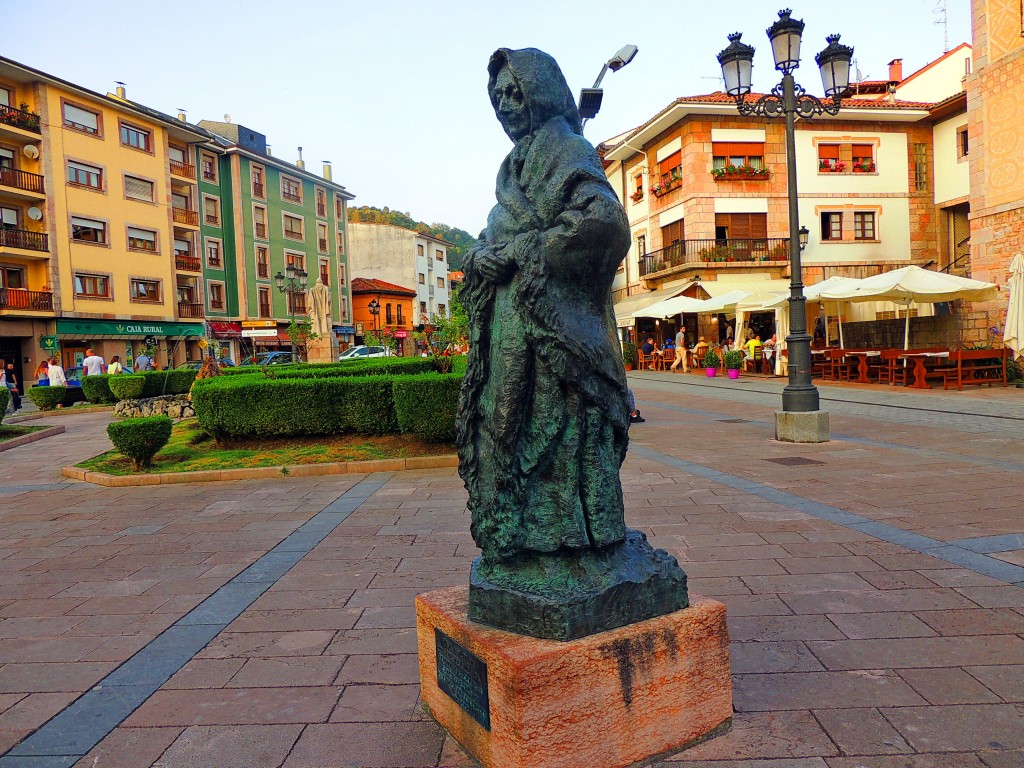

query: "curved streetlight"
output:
367 297 381 334
717 8 853 430
579 44 639 124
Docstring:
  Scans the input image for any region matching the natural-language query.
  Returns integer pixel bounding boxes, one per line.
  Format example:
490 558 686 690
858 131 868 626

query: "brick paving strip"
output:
0 428 65 455
0 473 393 768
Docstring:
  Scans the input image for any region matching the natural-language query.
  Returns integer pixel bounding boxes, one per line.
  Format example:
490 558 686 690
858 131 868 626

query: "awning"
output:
700 278 792 299
208 321 242 338
55 318 205 340
613 280 693 327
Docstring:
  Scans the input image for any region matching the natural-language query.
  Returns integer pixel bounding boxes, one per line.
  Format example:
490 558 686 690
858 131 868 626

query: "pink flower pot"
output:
705 367 717 378
728 369 740 379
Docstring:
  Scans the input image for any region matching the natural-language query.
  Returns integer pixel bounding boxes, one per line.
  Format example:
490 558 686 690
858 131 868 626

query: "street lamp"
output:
579 44 639 123
274 266 308 355
367 297 381 334
717 9 852 437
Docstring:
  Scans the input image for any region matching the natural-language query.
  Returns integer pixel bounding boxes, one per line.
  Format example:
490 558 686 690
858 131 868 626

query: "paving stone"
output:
813 707 913 755
727 615 845 642
227 656 347 688
152 724 302 768
807 636 1024 670
733 671 926 712
664 711 839 761
731 642 826 674
915 608 1024 636
123 687 340 727
897 667 1003 704
827 612 938 640
329 683 423 722
72 726 183 768
824 754 989 767
283 722 445 767
966 665 1024 701
335 653 420 685
883 704 1024 752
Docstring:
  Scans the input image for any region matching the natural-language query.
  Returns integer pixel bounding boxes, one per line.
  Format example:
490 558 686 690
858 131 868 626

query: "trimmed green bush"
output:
450 355 468 376
108 375 146 401
393 373 461 442
0 387 8 422
107 415 173 469
28 386 67 411
139 370 196 397
192 374 399 440
81 374 116 404
219 357 436 379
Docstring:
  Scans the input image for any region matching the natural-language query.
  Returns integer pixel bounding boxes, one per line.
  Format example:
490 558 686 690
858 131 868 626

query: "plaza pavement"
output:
0 374 1021 767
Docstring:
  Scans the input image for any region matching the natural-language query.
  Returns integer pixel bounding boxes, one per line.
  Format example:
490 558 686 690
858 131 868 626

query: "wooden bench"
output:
942 348 1009 390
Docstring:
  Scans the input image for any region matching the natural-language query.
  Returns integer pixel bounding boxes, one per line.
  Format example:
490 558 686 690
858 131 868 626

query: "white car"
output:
338 345 392 361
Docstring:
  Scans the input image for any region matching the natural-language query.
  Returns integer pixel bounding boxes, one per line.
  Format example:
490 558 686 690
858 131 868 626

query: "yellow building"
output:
1 56 209 379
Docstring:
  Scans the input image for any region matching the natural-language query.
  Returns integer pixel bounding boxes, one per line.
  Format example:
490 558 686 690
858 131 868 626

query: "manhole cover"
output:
764 456 825 466
715 419 749 424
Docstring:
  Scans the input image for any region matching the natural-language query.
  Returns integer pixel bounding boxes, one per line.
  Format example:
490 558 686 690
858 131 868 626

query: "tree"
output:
414 287 468 374
286 319 320 361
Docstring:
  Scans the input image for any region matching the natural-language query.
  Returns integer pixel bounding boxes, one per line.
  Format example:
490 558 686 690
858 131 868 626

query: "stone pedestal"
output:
775 409 830 443
305 335 335 364
416 586 732 768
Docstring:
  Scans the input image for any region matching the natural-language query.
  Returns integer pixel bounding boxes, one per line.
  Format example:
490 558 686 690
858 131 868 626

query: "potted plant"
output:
629 189 644 202
622 341 638 371
702 348 721 377
724 349 744 379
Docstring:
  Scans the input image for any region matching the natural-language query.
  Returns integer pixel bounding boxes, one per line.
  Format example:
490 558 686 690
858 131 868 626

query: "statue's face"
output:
492 66 530 141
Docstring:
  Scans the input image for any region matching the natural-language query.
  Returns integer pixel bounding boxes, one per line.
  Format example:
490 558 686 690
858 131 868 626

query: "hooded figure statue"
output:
459 48 687 640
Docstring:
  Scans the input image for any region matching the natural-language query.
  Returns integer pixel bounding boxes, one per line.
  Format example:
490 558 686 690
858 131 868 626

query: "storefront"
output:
54 319 205 370
333 324 355 353
207 321 242 364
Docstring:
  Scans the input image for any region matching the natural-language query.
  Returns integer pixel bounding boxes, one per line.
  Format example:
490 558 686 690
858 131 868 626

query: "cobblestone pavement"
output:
0 378 1021 768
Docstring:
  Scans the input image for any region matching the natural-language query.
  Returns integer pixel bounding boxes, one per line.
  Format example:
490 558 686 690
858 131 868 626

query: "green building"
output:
195 121 355 361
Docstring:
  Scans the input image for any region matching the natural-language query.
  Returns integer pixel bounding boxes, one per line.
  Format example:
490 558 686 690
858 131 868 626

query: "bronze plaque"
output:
435 628 490 730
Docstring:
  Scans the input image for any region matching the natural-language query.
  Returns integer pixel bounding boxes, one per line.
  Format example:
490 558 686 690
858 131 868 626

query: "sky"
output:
7 0 970 235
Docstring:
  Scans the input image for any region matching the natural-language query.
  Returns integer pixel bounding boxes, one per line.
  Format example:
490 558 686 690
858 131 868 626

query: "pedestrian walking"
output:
135 351 153 371
107 355 124 375
34 361 50 386
2 360 22 414
47 357 67 387
81 349 105 377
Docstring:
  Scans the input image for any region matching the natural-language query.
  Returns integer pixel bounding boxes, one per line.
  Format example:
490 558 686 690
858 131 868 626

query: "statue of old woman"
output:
458 48 688 640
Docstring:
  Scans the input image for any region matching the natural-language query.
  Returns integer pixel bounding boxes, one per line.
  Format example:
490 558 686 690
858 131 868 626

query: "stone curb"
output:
7 405 115 423
0 425 66 453
61 454 459 486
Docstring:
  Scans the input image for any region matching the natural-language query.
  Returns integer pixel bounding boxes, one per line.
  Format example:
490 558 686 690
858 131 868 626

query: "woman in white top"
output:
47 357 67 387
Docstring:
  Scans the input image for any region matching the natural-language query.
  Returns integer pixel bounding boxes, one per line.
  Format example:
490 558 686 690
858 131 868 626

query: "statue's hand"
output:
473 247 517 284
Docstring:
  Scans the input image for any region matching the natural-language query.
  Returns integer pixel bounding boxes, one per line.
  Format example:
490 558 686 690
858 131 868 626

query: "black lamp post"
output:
367 298 381 335
274 264 308 355
717 9 853 417
579 44 639 123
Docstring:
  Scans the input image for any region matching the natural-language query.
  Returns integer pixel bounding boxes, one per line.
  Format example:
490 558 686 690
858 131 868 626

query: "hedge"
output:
192 374 399 439
107 415 173 469
0 388 8 422
108 375 146 401
219 357 436 380
28 386 68 411
81 374 116 404
393 373 462 442
139 370 196 398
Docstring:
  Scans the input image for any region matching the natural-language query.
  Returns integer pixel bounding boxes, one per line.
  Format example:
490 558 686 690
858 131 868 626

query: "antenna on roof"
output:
933 0 949 53
700 74 725 90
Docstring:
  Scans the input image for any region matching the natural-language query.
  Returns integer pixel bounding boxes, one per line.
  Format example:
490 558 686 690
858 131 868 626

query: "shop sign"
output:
242 320 277 328
40 335 59 351
56 319 204 337
394 329 408 338
354 322 365 334
242 329 279 338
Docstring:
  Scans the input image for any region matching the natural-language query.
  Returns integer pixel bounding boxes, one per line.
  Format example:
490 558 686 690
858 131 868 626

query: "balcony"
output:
639 238 791 278
255 223 267 238
177 301 204 318
205 214 219 225
0 168 45 197
0 104 41 135
175 253 202 272
317 204 326 217
0 228 49 253
169 160 196 180
0 288 53 312
172 207 199 226
282 191 301 203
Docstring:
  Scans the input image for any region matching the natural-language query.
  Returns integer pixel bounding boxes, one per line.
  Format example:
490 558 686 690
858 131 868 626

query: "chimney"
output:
266 145 272 156
296 146 305 170
115 81 127 99
177 108 187 121
322 161 332 181
888 58 903 83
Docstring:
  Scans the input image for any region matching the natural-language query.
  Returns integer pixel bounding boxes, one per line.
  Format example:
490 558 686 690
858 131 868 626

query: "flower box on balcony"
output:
711 164 770 181
818 161 846 173
629 190 645 203
650 178 681 198
852 162 876 173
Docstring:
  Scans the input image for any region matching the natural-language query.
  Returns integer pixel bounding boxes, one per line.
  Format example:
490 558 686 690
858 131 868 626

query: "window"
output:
285 252 305 272
172 191 190 211
817 144 841 171
317 222 328 252
67 160 102 190
0 147 12 170
420 300 427 316
914 143 928 191
854 212 876 240
209 282 225 310
851 144 875 172
127 227 157 252
71 216 106 244
417 244 425 257
119 122 151 152
659 150 681 184
418 273 425 284
174 237 191 257
336 231 345 254
437 304 446 317
258 286 272 317
168 145 186 164
256 246 269 278
957 126 969 160
397 304 403 325
200 152 217 181
634 173 643 198
712 142 765 170
124 175 155 202
74 272 110 298
281 175 302 203
821 212 843 241
63 103 99 134
0 87 9 107
254 206 268 238
338 263 346 286
251 165 266 198
287 291 306 314
0 265 25 289
177 282 196 303
435 249 444 261
283 214 303 240
130 278 160 302
206 239 222 268
340 295 348 319
204 196 220 225
0 206 17 229
385 303 393 324
437 276 445 288
336 198 345 219
320 258 330 285
316 188 327 217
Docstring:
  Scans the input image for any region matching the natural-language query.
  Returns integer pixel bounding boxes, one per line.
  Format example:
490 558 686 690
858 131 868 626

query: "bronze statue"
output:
458 48 688 640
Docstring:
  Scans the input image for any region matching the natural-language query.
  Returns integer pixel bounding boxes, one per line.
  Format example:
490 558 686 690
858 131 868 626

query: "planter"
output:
727 369 740 379
624 364 634 371
705 367 718 378
713 172 770 181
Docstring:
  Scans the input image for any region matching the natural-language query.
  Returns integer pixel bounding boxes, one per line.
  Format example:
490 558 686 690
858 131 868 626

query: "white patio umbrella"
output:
819 265 999 349
633 294 708 319
1004 253 1024 359
758 276 863 348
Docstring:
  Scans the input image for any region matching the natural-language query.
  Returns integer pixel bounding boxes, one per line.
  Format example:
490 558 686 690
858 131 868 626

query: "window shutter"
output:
817 144 841 159
124 176 154 201
71 216 104 229
128 227 155 243
659 151 681 174
712 142 764 156
64 104 98 130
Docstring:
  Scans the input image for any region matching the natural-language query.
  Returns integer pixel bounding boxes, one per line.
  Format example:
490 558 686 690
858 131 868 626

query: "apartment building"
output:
0 58 210 381
346 222 451 324
603 46 970 346
349 277 417 356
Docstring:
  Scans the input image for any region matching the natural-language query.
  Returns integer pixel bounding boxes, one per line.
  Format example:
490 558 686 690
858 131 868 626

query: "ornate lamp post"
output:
367 297 381 335
717 9 852 439
274 264 308 356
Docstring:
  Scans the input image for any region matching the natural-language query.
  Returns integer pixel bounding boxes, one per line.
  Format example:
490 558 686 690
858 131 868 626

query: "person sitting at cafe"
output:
640 337 656 369
693 336 709 361
744 334 763 361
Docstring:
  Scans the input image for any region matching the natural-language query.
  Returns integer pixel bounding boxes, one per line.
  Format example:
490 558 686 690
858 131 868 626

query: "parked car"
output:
238 351 301 367
338 345 392 361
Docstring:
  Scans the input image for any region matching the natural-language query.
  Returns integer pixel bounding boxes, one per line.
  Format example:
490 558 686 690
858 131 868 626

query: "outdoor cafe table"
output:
843 350 881 384
899 351 950 389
